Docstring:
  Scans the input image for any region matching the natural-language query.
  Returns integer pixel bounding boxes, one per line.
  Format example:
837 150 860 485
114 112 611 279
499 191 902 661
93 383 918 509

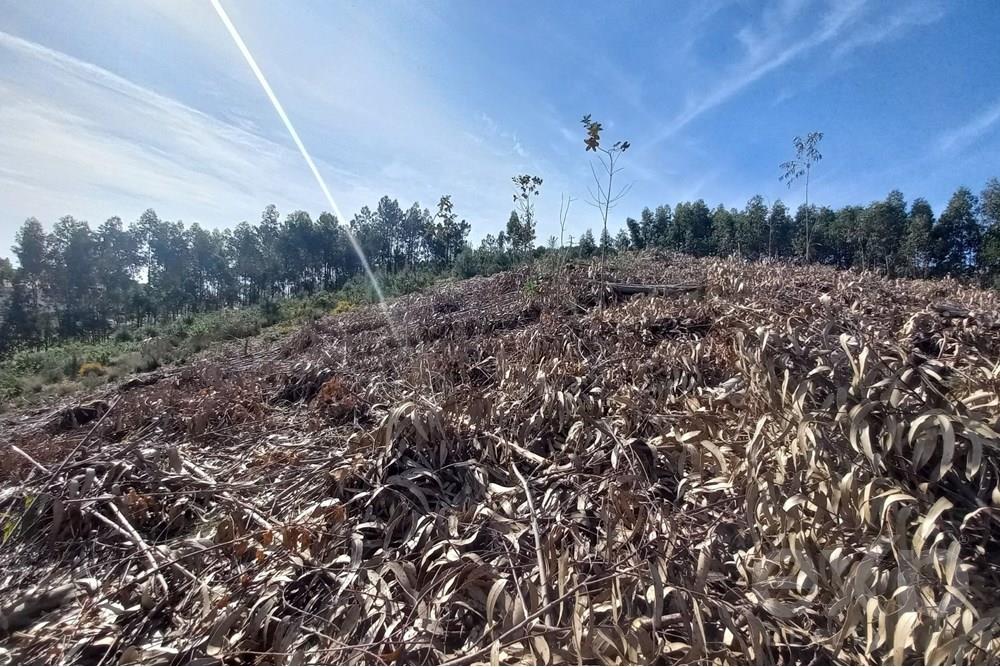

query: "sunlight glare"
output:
210 0 395 336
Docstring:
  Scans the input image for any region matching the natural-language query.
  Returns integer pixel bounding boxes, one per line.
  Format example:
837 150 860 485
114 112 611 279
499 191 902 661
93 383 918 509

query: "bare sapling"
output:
580 114 631 310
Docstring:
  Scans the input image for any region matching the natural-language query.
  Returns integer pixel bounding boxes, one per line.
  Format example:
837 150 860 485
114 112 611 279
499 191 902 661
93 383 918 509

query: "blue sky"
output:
1 0 998 256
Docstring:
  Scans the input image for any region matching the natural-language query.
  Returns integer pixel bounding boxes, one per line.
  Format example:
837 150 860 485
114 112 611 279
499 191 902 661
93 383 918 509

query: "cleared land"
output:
2 252 999 664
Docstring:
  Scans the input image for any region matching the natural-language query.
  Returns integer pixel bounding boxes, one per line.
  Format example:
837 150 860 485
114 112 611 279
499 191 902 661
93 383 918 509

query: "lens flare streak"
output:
209 0 393 330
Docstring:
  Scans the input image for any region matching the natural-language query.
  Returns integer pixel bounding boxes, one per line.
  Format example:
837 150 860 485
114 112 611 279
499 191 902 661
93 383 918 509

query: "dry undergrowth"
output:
2 252 1000 665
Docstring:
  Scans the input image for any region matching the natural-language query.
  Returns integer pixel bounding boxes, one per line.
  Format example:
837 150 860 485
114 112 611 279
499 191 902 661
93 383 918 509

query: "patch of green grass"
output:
0 270 449 409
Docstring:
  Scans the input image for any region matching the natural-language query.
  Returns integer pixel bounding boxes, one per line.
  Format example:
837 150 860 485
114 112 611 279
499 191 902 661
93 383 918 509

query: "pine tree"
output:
578 229 596 257
901 199 934 278
625 218 644 250
0 279 39 351
977 179 1000 286
13 218 48 314
933 187 981 278
599 227 614 253
505 211 522 256
710 205 736 257
982 178 1000 229
95 216 140 324
0 258 13 288
767 201 792 258
615 228 630 251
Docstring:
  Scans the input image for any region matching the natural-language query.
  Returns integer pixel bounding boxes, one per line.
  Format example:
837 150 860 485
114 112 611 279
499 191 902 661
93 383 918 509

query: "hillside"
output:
2 252 1000 664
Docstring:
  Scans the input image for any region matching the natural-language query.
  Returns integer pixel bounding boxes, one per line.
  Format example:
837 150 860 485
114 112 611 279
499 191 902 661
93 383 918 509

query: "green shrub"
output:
453 248 481 278
112 351 147 374
40 365 65 384
0 371 21 401
187 333 209 353
139 338 175 368
62 351 82 377
49 380 82 397
260 300 281 326
80 374 106 389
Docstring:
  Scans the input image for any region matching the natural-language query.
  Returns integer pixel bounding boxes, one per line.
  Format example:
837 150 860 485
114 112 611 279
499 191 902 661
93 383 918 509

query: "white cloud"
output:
937 98 1000 154
0 30 343 248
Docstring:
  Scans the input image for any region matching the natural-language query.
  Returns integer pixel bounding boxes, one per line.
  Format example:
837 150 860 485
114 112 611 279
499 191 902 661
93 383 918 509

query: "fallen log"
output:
930 302 970 318
603 281 703 296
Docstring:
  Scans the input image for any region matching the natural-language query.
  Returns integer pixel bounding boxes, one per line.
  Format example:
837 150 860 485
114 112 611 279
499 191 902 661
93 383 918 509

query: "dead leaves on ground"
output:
2 253 1000 664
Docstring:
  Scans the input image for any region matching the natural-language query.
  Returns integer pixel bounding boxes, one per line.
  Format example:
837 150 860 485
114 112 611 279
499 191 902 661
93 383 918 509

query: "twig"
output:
599 281 703 296
8 445 49 475
99 502 170 596
492 434 548 466
510 462 554 628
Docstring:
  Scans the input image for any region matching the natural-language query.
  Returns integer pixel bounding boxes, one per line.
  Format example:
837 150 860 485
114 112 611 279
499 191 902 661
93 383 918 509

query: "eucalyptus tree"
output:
780 132 823 262
558 193 575 250
511 175 542 256
710 205 737 256
580 114 630 294
673 200 713 256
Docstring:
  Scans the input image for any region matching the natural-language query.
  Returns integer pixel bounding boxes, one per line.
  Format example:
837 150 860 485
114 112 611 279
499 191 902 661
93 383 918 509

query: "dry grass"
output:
2 252 999 664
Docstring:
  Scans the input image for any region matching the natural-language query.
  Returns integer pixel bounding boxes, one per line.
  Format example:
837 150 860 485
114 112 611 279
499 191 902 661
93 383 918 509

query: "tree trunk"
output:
804 166 811 263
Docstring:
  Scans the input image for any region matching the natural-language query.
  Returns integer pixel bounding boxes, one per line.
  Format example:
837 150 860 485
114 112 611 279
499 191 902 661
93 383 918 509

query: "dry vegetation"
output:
2 252 1000 665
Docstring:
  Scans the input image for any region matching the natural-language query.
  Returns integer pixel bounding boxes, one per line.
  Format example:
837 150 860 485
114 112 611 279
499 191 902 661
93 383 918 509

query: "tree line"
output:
458 178 1000 284
0 195 471 352
3 176 999 355
605 179 1000 280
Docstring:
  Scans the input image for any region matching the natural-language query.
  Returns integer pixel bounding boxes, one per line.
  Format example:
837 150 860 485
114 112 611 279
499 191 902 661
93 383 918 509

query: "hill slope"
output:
2 253 1000 664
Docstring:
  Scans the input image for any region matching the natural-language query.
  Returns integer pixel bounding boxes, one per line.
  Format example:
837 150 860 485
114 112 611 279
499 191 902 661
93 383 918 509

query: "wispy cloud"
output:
0 23 539 251
831 1 945 59
0 30 337 235
653 0 865 143
474 112 528 158
937 97 1000 153
652 0 946 144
